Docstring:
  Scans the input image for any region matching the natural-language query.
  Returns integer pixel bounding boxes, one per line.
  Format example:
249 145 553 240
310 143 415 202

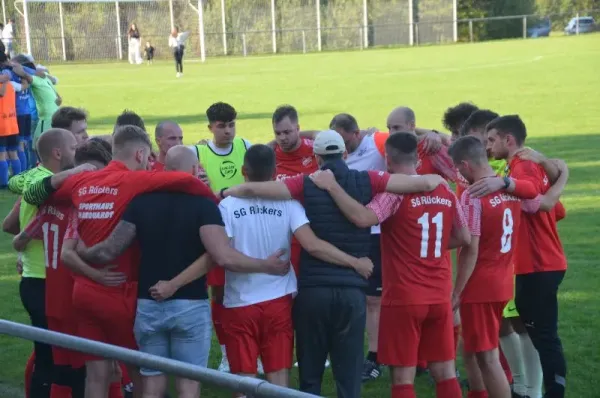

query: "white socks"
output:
520 333 543 398
500 332 527 395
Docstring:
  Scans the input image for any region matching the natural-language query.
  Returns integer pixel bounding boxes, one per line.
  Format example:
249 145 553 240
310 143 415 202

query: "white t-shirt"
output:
208 139 251 155
219 196 308 308
346 135 386 234
2 24 13 42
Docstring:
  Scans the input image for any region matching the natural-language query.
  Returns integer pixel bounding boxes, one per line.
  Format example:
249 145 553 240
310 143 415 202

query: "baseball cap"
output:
313 129 346 155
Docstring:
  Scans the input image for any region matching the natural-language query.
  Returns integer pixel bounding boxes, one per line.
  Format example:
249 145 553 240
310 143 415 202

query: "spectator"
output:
127 23 142 65
2 18 15 59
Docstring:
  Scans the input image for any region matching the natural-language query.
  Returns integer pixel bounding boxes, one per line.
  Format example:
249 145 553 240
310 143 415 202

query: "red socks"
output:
468 390 489 398
25 352 34 398
392 384 416 398
211 300 226 345
109 382 123 398
50 384 72 398
436 378 462 398
499 348 513 384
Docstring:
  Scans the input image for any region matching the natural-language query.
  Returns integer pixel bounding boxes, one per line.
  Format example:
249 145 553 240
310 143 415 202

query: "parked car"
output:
564 16 596 35
527 18 551 38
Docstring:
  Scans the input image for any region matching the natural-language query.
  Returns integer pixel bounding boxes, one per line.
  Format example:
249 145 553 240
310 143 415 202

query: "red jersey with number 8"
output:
25 203 76 318
460 191 522 303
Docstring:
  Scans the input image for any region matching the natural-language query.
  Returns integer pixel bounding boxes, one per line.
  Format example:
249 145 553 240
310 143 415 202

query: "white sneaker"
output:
257 359 264 375
218 355 230 373
294 359 330 368
176 72 181 78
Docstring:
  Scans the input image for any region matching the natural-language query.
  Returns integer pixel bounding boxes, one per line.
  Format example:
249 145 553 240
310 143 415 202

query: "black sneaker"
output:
361 359 381 382
512 392 530 398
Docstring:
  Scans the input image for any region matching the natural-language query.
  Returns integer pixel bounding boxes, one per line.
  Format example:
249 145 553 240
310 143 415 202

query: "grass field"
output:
1 34 599 397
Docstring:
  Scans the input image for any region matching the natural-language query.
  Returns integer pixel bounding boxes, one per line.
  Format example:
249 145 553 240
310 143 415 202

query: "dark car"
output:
527 18 551 38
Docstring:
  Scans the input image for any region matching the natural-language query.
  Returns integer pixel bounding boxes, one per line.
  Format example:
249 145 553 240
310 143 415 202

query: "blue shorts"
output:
134 299 212 376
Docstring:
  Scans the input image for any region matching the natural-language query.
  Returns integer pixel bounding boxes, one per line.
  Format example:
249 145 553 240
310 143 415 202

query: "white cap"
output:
313 129 346 155
23 54 34 63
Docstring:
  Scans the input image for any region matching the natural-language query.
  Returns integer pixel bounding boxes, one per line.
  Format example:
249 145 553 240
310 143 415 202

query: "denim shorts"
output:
134 299 212 376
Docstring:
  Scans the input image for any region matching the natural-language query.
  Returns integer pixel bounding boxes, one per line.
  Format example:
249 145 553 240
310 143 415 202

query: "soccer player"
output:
308 132 471 398
13 140 113 398
10 128 78 398
73 145 288 398
51 107 89 144
195 102 251 373
219 144 373 396
152 121 183 170
23 125 217 398
449 136 569 398
472 115 569 398
443 102 479 142
330 113 386 382
224 130 446 398
113 109 146 133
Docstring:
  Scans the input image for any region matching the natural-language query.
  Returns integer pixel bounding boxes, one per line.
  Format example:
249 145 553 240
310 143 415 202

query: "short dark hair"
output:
486 115 527 146
443 102 479 133
459 109 499 137
113 125 152 153
51 107 87 129
75 140 112 166
318 153 344 163
207 102 236 123
385 132 418 165
329 113 359 133
448 136 487 165
114 110 145 133
244 144 275 182
272 105 298 124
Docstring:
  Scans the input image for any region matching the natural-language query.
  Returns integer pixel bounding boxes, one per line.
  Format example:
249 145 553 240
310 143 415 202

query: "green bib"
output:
196 137 248 191
19 165 54 279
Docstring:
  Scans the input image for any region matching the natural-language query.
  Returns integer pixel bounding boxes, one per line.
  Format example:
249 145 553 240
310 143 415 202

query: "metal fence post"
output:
469 19 473 42
168 0 175 30
576 12 580 34
408 0 413 46
23 0 32 55
362 0 368 48
220 0 227 55
242 33 246 57
2 0 6 25
270 0 276 53
452 0 457 42
522 16 527 39
302 30 306 54
198 0 206 62
115 0 122 60
316 0 321 51
59 0 66 61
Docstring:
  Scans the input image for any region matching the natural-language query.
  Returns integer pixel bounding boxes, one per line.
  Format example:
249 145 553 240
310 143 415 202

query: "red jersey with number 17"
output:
24 204 76 318
367 184 467 306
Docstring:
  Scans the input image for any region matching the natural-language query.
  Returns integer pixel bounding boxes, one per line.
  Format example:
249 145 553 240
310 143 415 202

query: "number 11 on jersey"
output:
42 222 59 270
418 212 444 258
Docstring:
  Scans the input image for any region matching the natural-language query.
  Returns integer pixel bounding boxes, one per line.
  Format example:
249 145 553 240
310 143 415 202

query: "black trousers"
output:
173 45 184 73
515 271 567 398
293 286 366 398
20 277 53 398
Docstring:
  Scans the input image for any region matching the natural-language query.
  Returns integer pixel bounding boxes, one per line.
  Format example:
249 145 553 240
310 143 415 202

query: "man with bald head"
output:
153 121 183 171
74 144 288 398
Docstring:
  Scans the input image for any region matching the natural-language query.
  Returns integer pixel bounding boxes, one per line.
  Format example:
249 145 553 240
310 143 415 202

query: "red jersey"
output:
507 157 567 274
275 139 318 181
368 184 467 306
24 204 76 318
150 161 165 171
50 161 218 283
460 191 524 303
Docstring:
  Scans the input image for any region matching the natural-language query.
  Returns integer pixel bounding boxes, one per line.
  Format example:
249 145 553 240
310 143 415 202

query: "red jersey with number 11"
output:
24 203 76 318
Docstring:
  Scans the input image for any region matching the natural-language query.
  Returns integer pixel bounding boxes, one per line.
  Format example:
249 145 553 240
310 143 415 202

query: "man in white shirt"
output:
330 113 387 383
2 19 14 59
219 144 373 395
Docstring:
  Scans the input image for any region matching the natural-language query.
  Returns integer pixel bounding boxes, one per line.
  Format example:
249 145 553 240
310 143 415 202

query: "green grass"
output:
1 34 599 397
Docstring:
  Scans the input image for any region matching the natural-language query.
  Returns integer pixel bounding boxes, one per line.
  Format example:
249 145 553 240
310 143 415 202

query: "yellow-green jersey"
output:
195 137 250 192
489 158 507 176
13 166 54 278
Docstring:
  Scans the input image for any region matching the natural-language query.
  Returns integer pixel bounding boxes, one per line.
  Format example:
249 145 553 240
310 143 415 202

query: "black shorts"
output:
0 134 19 149
17 114 32 138
366 234 382 297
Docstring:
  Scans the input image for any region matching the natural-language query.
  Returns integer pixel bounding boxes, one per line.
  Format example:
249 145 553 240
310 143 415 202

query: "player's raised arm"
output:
385 172 446 194
522 160 570 214
24 163 96 206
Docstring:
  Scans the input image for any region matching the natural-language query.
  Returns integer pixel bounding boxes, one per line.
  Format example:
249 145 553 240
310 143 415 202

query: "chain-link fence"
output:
6 0 600 63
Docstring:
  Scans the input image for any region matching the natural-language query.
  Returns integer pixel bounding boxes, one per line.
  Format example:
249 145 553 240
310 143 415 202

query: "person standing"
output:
0 56 25 186
144 42 154 65
168 27 189 78
2 18 15 59
127 23 142 65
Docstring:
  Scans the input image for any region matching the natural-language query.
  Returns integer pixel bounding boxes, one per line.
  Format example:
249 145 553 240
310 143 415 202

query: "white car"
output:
564 16 596 35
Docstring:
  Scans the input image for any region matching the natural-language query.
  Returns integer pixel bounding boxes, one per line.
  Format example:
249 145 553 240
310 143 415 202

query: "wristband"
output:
219 187 228 199
502 176 511 189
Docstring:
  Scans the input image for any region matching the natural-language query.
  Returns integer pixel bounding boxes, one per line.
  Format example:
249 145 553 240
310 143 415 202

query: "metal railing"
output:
0 319 320 398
